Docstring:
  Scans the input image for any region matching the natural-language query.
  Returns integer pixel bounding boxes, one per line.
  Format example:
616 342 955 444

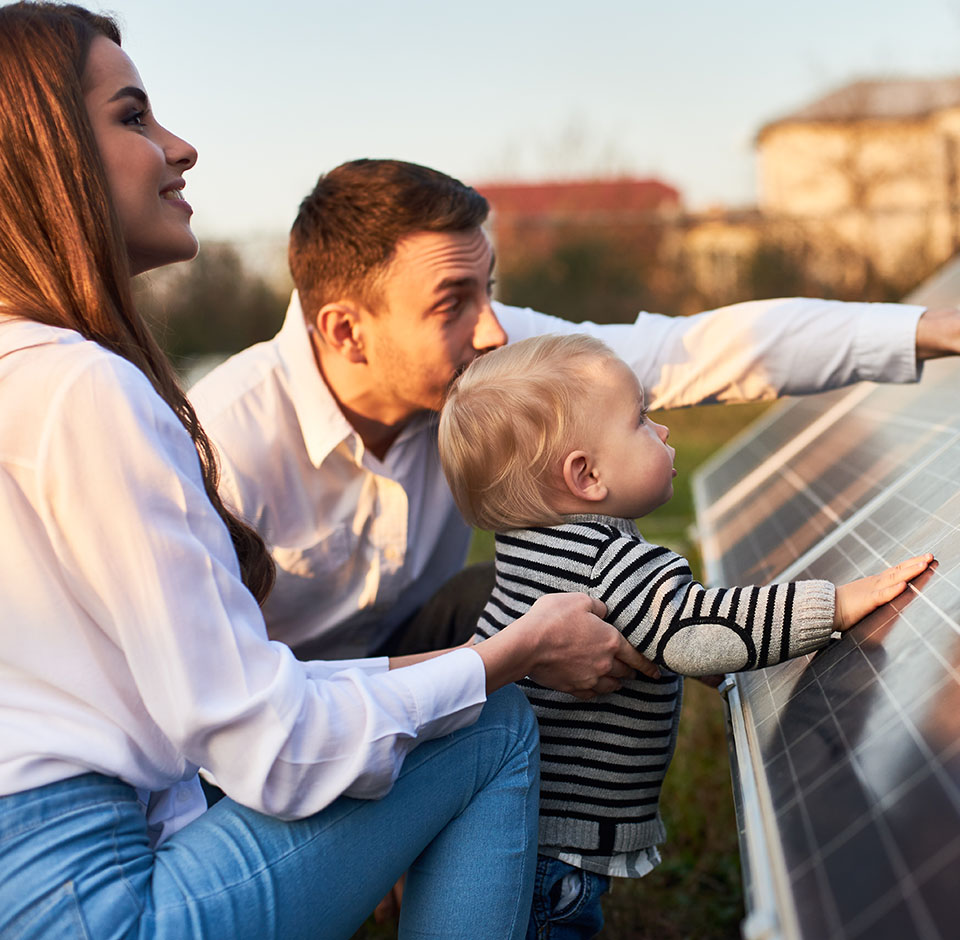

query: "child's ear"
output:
562 450 608 502
315 301 368 364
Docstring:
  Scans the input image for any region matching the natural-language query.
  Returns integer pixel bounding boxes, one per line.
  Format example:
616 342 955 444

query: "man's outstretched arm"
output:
496 297 927 410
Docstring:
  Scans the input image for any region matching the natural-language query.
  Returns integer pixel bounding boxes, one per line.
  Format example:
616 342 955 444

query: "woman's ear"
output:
314 302 367 364
562 450 608 502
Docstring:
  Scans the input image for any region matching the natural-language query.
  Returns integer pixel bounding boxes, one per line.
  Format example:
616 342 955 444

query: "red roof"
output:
474 178 681 216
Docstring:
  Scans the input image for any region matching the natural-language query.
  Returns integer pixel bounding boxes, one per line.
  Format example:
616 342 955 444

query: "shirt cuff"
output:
399 647 487 740
790 580 837 656
853 303 924 383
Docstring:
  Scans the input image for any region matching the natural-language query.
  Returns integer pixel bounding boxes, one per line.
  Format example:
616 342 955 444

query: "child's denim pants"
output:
527 854 611 939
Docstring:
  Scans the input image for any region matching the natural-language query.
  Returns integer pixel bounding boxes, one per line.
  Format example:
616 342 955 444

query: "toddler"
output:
438 333 931 940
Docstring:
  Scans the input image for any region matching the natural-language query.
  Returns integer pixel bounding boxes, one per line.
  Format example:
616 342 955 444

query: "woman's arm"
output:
33 349 483 817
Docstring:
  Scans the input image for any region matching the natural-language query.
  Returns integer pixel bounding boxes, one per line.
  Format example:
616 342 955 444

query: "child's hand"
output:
834 554 934 631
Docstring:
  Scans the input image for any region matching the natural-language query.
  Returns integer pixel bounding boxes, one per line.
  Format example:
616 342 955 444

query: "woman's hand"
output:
834 554 933 631
473 592 660 698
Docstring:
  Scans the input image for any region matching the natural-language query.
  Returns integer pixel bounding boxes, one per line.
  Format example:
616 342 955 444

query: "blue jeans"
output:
526 855 611 940
0 685 539 940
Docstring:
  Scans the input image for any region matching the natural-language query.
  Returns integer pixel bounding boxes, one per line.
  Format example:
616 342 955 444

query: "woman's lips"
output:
161 189 192 214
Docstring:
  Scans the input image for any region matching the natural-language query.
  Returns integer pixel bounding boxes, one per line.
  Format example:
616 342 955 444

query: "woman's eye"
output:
123 110 147 129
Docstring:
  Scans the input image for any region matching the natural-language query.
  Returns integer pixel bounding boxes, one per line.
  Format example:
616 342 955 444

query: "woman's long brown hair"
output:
0 2 275 604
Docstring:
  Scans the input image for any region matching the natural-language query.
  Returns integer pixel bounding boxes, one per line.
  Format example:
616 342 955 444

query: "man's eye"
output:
439 297 462 317
486 278 496 296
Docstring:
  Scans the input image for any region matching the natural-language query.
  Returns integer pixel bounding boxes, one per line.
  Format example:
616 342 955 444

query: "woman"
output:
0 4 649 937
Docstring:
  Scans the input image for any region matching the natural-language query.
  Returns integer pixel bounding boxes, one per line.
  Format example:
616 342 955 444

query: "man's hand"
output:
916 308 960 361
834 554 933 631
474 592 660 698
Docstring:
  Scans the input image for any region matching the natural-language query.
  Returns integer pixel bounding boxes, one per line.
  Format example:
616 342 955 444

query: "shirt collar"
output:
275 290 355 467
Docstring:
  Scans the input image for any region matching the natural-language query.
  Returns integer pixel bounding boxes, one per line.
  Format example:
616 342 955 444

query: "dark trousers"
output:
373 562 496 656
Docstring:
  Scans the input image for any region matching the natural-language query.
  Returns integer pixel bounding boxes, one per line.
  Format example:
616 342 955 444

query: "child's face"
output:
586 358 677 518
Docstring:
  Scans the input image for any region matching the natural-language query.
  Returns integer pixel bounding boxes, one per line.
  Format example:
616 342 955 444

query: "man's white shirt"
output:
190 292 923 659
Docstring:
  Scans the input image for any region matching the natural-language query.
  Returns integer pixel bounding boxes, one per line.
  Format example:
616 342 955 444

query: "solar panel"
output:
693 267 960 940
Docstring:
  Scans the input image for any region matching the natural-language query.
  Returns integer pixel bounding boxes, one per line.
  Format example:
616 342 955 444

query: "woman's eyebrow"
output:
108 85 147 105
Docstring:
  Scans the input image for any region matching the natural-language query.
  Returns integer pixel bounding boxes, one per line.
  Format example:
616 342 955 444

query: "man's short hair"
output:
438 333 617 532
289 158 489 319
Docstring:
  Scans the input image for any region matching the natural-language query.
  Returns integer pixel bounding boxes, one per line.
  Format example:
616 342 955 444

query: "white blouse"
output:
0 315 486 843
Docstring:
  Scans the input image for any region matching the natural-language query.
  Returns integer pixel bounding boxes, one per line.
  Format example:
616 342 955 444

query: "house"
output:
662 77 960 304
755 77 960 288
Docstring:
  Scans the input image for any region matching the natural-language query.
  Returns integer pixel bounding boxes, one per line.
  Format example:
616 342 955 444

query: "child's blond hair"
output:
438 333 617 531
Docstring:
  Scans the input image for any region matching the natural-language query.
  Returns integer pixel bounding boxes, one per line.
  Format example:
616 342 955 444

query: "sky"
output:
105 0 960 240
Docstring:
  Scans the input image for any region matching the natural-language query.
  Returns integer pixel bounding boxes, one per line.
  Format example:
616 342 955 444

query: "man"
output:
190 158 960 662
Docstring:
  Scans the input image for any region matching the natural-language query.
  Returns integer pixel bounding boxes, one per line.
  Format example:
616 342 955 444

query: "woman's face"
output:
83 36 198 275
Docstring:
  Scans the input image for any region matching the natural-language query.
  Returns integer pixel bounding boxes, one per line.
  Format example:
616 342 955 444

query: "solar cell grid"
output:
698 358 960 588
695 389 854 511
695 391 850 501
693 278 960 938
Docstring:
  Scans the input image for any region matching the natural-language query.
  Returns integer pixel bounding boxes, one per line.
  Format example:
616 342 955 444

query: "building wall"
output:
753 110 960 283
757 114 960 215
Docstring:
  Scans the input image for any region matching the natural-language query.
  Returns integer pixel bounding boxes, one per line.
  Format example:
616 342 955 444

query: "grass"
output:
353 401 772 940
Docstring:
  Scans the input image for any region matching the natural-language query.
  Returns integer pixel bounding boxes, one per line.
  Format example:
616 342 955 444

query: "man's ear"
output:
561 450 607 502
314 302 368 364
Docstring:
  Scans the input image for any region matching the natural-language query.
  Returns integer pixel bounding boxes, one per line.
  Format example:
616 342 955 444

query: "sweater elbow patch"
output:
661 624 750 675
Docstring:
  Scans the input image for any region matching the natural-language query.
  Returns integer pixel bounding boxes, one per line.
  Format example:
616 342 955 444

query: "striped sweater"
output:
475 514 836 858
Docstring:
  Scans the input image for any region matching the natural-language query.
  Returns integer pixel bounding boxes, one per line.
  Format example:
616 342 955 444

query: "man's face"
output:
359 227 507 419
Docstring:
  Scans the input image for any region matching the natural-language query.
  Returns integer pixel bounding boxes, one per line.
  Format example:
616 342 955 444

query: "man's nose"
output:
473 301 508 351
